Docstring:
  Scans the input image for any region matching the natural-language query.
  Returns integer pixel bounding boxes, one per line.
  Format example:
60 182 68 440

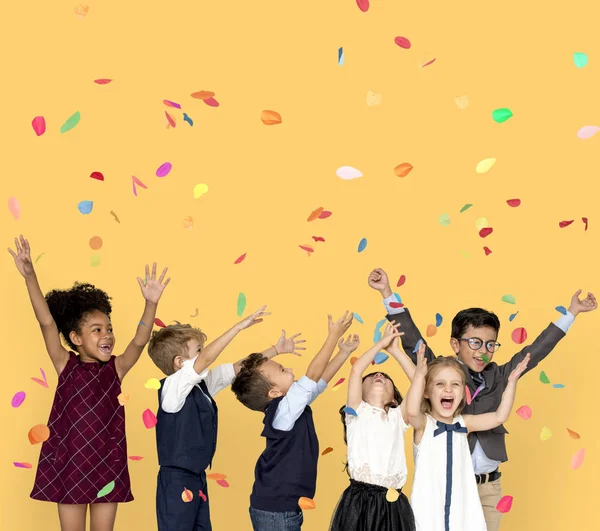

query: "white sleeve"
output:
554 311 575 334
160 356 208 413
383 293 405 315
204 363 236 397
272 376 318 431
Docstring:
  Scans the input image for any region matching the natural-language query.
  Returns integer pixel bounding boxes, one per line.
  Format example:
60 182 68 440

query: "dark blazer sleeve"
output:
498 323 566 383
386 309 437 364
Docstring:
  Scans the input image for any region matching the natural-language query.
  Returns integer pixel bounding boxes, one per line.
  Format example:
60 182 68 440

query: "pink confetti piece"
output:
394 36 411 49
8 197 21 220
421 58 436 67
496 495 513 513
156 162 172 177
31 377 48 388
128 456 144 461
94 79 112 85
165 111 176 127
234 253 247 264
577 126 600 140
31 116 46 136
333 378 345 388
132 175 147 191
203 97 219 107
479 227 493 238
11 391 26 408
312 236 325 242
163 100 181 109
506 199 521 207
216 479 229 488
465 386 472 405
40 368 47 384
483 246 492 256
142 409 157 429
511 327 527 344
571 448 585 470
198 490 207 502
132 182 137 196
356 0 370 12
13 462 33 469
318 210 332 219
516 405 532 420
582 217 588 231
559 220 574 228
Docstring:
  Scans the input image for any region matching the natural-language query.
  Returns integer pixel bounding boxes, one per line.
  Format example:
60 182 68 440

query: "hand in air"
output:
274 330 306 356
328 311 354 337
568 290 598 316
7 235 35 278
368 268 391 292
137 263 171 303
237 306 271 330
338 334 360 356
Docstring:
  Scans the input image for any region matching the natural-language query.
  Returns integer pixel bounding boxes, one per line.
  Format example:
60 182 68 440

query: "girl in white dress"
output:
407 346 530 531
330 322 417 531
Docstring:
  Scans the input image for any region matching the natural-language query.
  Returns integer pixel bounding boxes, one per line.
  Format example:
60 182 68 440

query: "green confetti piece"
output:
97 480 115 498
34 253 45 264
460 204 473 213
501 294 516 304
237 292 246 317
90 254 101 267
438 213 451 226
540 370 550 384
482 354 490 363
60 111 81 134
573 52 588 68
492 108 513 123
460 250 471 259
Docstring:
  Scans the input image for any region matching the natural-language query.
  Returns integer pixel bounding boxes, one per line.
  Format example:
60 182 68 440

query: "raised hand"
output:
328 311 354 337
379 321 403 349
368 268 391 293
338 334 360 356
508 352 530 383
236 305 271 331
568 290 598 317
274 330 306 356
7 235 35 278
136 263 171 304
415 341 428 377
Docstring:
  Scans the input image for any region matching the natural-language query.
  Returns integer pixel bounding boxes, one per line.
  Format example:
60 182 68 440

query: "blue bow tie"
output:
434 420 468 437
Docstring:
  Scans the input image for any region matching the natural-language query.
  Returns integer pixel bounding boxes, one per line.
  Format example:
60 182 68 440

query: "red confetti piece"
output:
234 253 247 264
516 405 532 420
128 456 144 461
307 207 324 221
571 449 585 470
567 428 580 439
31 116 46 136
506 199 521 207
207 473 227 480
163 100 181 109
479 227 493 238
582 217 588 231
333 378 345 388
465 386 472 405
356 0 369 11
318 210 332 219
154 318 166 328
13 462 33 469
394 36 411 49
321 447 334 456
389 302 404 309
90 171 104 181
511 327 527 344
299 245 314 253
142 409 157 429
559 220 574 228
312 236 325 242
397 275 406 287
421 58 436 67
198 490 207 502
483 246 492 256
496 495 513 513
191 91 215 100
31 377 49 388
216 479 229 488
94 79 112 84
203 97 220 107
165 111 176 127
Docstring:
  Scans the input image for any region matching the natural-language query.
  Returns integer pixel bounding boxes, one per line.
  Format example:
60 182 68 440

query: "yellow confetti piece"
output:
476 158 497 174
193 184 209 199
331 385 342 393
366 89 383 107
386 488 400 502
90 255 101 267
117 393 130 406
475 217 488 231
144 378 161 390
455 95 470 109
540 426 553 441
74 4 89 19
460 250 471 259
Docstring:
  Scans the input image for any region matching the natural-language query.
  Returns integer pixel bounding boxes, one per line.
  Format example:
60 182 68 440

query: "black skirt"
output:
330 479 416 531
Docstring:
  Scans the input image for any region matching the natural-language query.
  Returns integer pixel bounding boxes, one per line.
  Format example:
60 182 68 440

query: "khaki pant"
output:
477 477 502 531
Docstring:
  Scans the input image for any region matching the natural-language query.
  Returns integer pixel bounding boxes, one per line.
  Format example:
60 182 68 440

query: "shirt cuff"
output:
316 379 327 393
297 375 318 392
383 293 405 315
182 356 209 382
554 311 575 334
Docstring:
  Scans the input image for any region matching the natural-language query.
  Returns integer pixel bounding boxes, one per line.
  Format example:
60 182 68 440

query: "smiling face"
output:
69 310 114 363
362 372 397 408
451 325 499 372
424 364 466 422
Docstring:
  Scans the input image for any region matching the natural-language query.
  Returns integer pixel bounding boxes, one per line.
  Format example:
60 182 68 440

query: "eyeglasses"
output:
457 337 501 353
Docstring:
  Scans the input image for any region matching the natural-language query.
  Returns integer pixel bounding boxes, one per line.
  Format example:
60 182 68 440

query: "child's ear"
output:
69 331 83 346
449 338 460 354
173 356 185 371
268 389 283 399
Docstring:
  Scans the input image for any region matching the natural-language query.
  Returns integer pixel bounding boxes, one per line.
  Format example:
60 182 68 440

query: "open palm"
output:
7 235 35 277
137 263 170 303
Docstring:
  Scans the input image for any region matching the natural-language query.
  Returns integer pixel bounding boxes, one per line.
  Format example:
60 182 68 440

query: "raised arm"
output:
115 263 170 380
322 334 360 383
306 312 353 382
8 235 69 375
385 333 417 382
465 353 530 433
405 342 428 431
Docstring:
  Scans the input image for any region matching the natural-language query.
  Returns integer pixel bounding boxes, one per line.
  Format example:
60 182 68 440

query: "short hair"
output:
45 282 112 350
422 356 467 416
451 308 500 339
231 353 273 412
148 324 207 376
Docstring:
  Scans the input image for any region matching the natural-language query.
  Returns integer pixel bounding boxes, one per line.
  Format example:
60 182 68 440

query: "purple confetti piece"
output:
11 391 26 408
40 368 47 384
164 100 181 109
156 162 172 178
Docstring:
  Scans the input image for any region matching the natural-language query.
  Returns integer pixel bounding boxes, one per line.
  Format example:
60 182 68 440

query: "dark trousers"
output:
156 467 211 531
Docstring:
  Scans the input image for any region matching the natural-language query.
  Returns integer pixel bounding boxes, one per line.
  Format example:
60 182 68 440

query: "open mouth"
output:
440 397 455 410
99 344 113 354
473 356 486 368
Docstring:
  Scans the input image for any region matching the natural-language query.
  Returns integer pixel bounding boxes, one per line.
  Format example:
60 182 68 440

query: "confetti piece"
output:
182 216 193 230
552 383 565 389
13 462 32 469
128 456 144 461
319 210 332 219
366 89 383 107
559 220 574 228
94 79 112 84
312 236 325 242
117 393 129 405
476 158 496 174
475 217 488 231
496 496 513 514
190 308 199 318
183 113 193 126
516 405 532 420
31 377 49 388
31 116 46 136
582 217 588 231
374 352 389 364
165 112 176 128
501 294 516 304
511 327 527 344
33 253 45 264
90 255 101 267
393 293 402 304
338 47 344 66
144 378 161 390
357 238 367 253
577 126 600 140
540 426 552 441
483 247 492 256
74 4 89 18
96 481 116 498
479 227 493 238
191 90 215 100
509 311 519 322
460 250 471 259
386 488 400 502
298 497 316 510
193 184 209 199
465 386 472 405
110 211 120 223
389 302 403 309
481 354 490 363
28 424 50 445
299 245 314 254
234 253 247 264
207 473 227 480
154 318 166 328
553 306 567 316
336 166 363 180
216 479 229 488
352 313 363 324
492 108 513 123
573 52 588 68
163 100 181 109
438 213 450 226
344 407 358 416
261 110 282 125
198 490 207 502
540 371 550 384
567 428 580 440
356 0 369 12
413 339 423 353
394 163 413 177
156 162 172 177
455 95 470 109
11 392 26 407
77 201 93 215
88 236 103 250
373 319 387 343
421 58 436 68
8 197 20 220
142 409 157 429
394 36 411 49
181 488 193 502
350 357 358 366
460 204 473 213
571 449 585 470
237 293 247 317
322 447 334 456
308 207 324 221
426 324 437 337
333 378 345 388
60 111 80 134
506 199 521 207
90 172 104 182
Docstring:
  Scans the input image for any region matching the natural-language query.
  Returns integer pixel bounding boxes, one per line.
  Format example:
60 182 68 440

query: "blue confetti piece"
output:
338 47 344 66
508 311 519 322
435 313 443 327
373 318 387 342
78 200 93 215
374 352 389 364
393 292 402 304
552 384 565 389
344 406 357 416
353 313 364 324
555 306 567 315
183 113 194 126
358 238 367 253
413 338 424 354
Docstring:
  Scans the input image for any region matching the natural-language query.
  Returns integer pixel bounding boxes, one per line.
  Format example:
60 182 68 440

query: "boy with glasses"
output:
368 268 597 531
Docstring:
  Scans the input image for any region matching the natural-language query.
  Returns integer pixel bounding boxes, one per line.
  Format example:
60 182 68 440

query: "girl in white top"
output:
407 345 530 531
330 322 417 531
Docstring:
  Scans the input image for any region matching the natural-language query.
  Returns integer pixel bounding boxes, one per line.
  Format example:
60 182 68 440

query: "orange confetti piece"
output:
394 163 413 177
28 424 50 445
426 324 437 337
307 207 324 221
298 497 316 510
261 110 282 125
183 216 193 229
207 473 227 481
567 428 580 439
165 111 176 127
571 449 585 470
89 236 103 250
191 91 215 100
234 253 247 264
128 456 144 461
182 488 193 502
350 357 358 366
321 447 334 456
117 393 130 406
13 462 33 469
216 479 230 488
142 409 157 429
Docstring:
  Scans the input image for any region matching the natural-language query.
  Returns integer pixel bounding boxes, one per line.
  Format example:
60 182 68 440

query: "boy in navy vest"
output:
232 311 357 531
148 305 306 531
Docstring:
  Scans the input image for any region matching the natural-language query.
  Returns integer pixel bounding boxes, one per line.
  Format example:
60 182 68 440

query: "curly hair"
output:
148 324 208 376
422 356 467 416
231 353 273 412
45 282 112 350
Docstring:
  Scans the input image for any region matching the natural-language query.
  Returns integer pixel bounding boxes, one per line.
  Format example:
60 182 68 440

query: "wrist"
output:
381 287 393 299
567 306 579 317
271 344 280 355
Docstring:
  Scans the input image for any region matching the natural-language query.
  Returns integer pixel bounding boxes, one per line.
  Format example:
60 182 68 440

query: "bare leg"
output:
89 503 118 531
57 504 87 531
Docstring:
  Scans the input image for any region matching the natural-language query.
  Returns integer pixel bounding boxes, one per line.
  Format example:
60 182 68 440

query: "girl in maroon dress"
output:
8 234 171 531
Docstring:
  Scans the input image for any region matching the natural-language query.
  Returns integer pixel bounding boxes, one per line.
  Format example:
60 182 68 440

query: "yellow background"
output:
1 1 598 529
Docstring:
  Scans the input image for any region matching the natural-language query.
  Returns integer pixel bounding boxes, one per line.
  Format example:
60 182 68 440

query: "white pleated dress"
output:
411 414 486 531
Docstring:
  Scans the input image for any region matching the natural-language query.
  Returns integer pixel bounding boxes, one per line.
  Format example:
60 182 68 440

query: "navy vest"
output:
156 378 218 474
250 396 319 512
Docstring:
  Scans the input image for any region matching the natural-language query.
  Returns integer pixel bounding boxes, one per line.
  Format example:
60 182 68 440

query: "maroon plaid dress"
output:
30 352 133 504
